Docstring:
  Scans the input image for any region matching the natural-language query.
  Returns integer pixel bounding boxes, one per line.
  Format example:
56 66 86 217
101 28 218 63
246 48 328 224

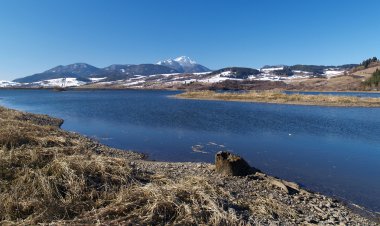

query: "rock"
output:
215 151 256 176
282 181 300 192
270 179 289 194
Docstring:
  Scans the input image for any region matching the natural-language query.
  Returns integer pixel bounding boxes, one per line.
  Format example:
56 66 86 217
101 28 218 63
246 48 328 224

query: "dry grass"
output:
0 107 249 225
62 177 248 225
0 116 137 223
176 91 380 107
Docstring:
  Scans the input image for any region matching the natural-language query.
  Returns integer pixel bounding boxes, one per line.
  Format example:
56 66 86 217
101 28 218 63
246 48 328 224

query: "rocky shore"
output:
0 106 378 225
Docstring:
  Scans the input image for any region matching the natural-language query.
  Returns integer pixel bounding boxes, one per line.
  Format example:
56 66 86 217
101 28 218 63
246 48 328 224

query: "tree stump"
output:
215 151 255 176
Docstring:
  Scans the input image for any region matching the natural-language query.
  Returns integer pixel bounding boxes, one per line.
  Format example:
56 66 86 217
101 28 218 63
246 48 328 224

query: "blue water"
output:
1 89 380 212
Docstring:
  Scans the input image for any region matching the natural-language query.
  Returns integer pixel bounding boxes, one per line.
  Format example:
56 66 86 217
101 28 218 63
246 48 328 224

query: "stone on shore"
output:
215 151 256 176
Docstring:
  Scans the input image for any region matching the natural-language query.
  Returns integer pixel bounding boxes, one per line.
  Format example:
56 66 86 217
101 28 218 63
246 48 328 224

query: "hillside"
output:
209 67 261 79
286 61 380 91
289 64 357 75
13 63 100 83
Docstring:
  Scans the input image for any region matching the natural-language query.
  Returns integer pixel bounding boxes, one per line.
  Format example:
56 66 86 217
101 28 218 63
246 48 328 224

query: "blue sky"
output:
0 0 379 80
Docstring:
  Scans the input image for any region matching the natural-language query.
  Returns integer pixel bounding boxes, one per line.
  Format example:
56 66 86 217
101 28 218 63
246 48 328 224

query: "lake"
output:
1 89 380 212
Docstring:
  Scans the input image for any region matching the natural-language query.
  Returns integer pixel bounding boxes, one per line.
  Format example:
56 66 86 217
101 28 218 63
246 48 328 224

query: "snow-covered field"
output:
89 77 107 82
323 70 345 78
31 78 87 87
198 71 242 83
1 78 96 88
260 67 284 72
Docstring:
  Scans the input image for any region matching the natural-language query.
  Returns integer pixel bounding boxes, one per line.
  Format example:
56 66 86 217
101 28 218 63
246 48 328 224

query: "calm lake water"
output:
1 89 380 212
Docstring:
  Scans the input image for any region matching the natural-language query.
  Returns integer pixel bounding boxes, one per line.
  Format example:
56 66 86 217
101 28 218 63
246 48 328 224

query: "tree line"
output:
364 69 380 88
361 57 378 68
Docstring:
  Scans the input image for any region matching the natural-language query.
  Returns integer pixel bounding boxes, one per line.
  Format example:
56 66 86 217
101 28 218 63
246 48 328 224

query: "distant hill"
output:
44 63 103 77
101 64 179 81
209 67 261 79
103 64 134 72
289 64 357 75
13 63 179 83
14 63 100 83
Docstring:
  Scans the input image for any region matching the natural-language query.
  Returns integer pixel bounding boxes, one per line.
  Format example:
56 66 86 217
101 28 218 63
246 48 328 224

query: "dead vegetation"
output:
0 106 251 225
60 177 247 225
0 106 377 225
176 90 380 107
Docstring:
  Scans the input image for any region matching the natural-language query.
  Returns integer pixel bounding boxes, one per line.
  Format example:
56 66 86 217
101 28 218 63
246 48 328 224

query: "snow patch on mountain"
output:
260 67 284 72
0 80 20 87
157 56 197 67
89 77 107 82
174 56 197 66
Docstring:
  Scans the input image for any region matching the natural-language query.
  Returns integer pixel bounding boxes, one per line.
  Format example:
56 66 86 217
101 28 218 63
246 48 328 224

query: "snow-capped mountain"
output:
157 56 210 73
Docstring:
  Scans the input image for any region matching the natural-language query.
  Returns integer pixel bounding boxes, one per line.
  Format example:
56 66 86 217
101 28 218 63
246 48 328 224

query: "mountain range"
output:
13 56 211 83
10 56 360 87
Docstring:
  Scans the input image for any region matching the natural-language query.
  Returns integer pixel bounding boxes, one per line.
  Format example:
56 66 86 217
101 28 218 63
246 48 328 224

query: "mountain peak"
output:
156 56 210 73
157 56 196 66
174 56 196 65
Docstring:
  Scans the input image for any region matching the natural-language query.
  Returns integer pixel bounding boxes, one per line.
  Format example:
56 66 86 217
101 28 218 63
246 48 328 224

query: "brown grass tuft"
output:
0 123 37 149
59 177 248 225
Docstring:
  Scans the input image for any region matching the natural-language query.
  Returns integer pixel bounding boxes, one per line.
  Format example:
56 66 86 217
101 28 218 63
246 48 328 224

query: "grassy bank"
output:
176 91 380 107
0 106 378 224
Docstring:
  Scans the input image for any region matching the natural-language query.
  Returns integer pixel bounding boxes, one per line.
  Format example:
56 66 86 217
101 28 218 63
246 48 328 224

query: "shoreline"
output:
0 106 379 224
286 89 380 94
175 91 380 107
2 86 380 93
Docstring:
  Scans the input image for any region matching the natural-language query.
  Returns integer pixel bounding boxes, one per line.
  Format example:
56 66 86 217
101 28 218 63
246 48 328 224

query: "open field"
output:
0 106 378 224
176 91 380 107
286 63 380 92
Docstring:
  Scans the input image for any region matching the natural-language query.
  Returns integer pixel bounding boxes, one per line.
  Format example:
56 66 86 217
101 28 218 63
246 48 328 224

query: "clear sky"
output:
1 0 379 80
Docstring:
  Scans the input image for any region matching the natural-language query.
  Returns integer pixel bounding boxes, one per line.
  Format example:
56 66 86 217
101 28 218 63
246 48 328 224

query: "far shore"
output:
175 91 380 107
2 86 380 93
285 89 380 93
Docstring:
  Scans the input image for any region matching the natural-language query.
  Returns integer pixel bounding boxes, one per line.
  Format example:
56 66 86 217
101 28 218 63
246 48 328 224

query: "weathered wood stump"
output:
215 151 255 176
